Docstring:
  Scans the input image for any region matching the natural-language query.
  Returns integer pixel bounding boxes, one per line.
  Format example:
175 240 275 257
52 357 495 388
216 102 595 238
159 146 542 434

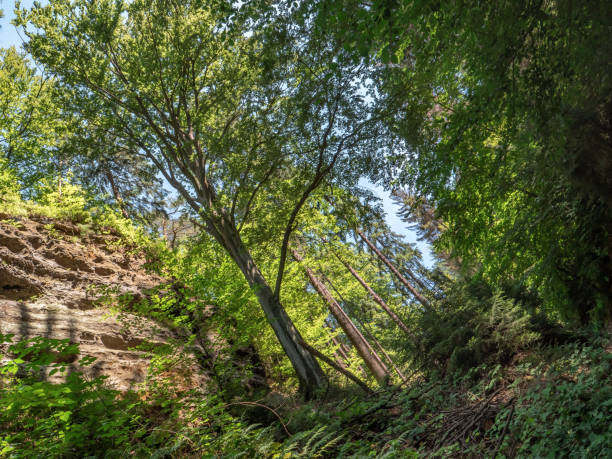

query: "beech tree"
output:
18 0 385 395
0 47 67 191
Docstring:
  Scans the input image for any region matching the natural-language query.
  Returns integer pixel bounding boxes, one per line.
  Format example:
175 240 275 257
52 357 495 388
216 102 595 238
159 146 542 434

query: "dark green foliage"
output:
2 0 611 456
0 333 351 458
265 341 612 458
318 0 612 325
69 137 168 225
412 281 540 374
504 343 612 457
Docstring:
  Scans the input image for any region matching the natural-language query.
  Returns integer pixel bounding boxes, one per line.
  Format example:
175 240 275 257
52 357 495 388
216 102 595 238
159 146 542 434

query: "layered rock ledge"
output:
0 215 192 391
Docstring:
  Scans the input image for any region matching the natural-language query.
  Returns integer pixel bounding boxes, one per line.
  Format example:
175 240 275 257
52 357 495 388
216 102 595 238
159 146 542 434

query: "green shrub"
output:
0 164 157 249
0 333 286 458
34 174 92 223
0 159 24 214
0 333 140 458
414 282 539 373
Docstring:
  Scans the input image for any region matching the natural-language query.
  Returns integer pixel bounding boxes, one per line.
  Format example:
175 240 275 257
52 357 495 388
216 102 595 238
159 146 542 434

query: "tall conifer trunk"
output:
357 317 408 384
357 229 431 309
291 249 389 383
336 254 413 336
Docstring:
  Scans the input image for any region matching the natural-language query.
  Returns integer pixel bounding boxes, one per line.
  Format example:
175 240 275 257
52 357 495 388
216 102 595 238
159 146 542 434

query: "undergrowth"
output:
1 330 610 458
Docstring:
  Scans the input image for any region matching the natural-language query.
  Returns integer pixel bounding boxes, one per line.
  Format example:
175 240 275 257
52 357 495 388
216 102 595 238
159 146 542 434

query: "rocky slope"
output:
0 214 196 391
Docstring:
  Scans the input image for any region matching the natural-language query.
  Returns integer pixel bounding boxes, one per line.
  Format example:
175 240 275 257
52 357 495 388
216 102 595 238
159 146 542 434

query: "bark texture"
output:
213 222 326 398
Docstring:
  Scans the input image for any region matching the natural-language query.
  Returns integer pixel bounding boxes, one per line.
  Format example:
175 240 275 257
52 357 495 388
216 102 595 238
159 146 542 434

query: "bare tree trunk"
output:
404 265 430 294
213 225 326 399
323 321 367 375
357 229 431 309
373 337 407 384
298 339 372 394
336 253 413 337
332 334 351 362
323 274 389 381
323 324 349 368
291 248 389 383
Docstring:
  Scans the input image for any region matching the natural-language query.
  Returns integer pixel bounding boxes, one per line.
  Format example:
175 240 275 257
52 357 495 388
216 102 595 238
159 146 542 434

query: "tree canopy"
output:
1 0 611 455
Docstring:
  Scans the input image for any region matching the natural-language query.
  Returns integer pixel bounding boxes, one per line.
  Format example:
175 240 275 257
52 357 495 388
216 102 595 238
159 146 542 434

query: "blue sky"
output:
0 0 435 266
0 0 32 49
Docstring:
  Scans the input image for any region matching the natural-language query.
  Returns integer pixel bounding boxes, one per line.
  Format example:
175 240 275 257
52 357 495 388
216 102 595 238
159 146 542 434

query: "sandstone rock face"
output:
0 215 198 391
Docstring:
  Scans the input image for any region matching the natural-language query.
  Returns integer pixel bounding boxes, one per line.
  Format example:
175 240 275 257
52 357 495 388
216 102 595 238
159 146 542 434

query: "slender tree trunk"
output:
358 318 408 384
322 274 383 380
328 338 348 369
374 337 407 384
323 323 349 368
291 248 389 383
298 340 372 394
328 271 407 384
104 167 130 219
331 334 351 362
161 217 168 241
357 229 431 309
323 321 368 375
336 253 413 337
212 223 326 399
57 159 63 202
396 257 430 294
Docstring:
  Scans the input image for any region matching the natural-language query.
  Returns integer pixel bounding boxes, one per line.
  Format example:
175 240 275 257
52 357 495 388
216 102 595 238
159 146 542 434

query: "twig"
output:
436 386 504 448
456 386 505 442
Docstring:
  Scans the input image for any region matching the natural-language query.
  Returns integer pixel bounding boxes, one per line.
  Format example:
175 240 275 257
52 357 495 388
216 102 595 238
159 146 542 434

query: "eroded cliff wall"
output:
0 215 195 391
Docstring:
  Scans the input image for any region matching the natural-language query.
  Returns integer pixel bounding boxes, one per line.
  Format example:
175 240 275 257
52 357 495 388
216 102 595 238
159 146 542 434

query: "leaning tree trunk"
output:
336 253 413 337
155 171 327 397
357 229 431 310
211 219 327 399
328 337 349 369
291 248 389 383
323 323 350 369
357 317 408 384
323 321 367 376
331 333 351 362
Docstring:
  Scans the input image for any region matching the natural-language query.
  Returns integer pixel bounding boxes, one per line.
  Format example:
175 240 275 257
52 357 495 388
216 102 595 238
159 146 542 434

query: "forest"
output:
0 0 611 457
